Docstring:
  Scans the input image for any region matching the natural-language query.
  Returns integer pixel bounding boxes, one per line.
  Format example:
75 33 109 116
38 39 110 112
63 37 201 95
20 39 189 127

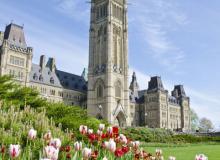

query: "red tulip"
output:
88 133 97 143
112 126 119 134
66 153 71 159
114 148 124 157
122 145 129 154
65 146 71 152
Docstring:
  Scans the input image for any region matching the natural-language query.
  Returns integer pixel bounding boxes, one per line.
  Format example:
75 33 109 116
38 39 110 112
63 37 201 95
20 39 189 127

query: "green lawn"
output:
143 143 220 160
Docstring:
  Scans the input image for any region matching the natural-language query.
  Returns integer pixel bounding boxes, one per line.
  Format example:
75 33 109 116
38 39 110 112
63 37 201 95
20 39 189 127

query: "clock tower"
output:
87 0 130 126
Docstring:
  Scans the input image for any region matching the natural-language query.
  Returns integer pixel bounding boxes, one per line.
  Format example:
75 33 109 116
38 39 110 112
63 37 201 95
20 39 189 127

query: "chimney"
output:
46 57 56 72
39 55 46 69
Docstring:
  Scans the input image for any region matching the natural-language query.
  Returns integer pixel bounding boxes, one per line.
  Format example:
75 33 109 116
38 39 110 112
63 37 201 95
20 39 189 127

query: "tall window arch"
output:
97 84 104 98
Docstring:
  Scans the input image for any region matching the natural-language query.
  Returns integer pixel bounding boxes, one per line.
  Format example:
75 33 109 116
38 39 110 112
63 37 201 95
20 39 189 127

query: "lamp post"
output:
98 104 102 120
145 113 148 127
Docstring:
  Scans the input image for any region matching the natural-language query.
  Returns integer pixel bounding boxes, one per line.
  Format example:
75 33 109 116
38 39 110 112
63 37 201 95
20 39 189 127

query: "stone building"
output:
0 0 191 131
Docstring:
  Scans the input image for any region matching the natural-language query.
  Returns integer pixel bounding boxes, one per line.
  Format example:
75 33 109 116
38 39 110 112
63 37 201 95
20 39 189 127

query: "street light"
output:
145 112 148 127
97 104 103 120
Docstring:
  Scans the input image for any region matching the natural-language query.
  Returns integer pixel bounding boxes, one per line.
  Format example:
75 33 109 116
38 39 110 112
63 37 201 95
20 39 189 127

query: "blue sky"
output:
0 0 220 129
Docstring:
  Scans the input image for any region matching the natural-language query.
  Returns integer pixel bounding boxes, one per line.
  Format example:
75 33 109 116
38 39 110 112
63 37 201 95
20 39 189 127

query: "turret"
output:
129 72 139 98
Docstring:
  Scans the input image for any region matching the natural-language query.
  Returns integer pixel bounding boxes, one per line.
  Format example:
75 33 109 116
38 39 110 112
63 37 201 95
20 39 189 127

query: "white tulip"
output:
88 129 93 134
74 141 82 151
97 129 103 136
108 139 116 152
169 156 176 160
28 128 37 140
99 124 105 131
44 146 59 160
131 141 140 148
9 144 20 158
103 157 108 160
82 147 92 159
49 138 61 149
107 126 113 134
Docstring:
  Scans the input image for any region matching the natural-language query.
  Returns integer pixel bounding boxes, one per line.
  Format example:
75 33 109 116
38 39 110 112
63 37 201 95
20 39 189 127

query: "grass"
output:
143 143 220 160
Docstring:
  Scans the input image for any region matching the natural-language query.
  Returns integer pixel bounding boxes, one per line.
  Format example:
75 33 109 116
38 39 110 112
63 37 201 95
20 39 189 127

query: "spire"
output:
129 72 139 98
81 68 88 81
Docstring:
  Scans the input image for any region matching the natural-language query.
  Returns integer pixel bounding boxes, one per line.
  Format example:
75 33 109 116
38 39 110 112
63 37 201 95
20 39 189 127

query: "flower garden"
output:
0 107 209 160
0 76 215 160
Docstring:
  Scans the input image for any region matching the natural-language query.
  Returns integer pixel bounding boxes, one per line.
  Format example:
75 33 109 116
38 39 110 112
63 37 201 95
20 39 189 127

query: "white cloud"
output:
129 0 188 71
53 0 90 24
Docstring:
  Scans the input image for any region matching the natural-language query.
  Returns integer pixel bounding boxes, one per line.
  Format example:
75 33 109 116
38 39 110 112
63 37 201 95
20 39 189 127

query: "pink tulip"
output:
79 125 88 135
44 146 59 160
9 144 20 158
28 128 37 140
74 141 82 151
119 134 127 144
195 154 208 160
49 138 61 149
97 129 103 136
131 141 140 148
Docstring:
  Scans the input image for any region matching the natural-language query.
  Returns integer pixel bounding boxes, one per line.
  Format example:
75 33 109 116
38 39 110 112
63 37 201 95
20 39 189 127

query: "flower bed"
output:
0 123 209 160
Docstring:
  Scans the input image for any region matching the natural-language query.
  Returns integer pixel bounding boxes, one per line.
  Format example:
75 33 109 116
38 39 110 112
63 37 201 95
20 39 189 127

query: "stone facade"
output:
0 0 191 131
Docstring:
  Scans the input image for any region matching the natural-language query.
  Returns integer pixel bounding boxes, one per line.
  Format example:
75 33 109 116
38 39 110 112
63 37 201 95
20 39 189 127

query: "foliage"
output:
122 127 220 144
45 102 108 139
191 109 199 131
0 75 46 108
0 105 72 159
199 117 214 132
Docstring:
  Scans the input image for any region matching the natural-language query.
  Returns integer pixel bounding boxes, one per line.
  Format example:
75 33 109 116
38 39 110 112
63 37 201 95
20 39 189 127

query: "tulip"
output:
9 144 20 158
0 145 5 154
156 149 162 155
44 131 52 141
97 129 103 136
103 157 108 160
169 156 176 160
108 139 116 152
79 125 88 135
88 129 93 134
131 141 140 148
122 145 129 154
44 146 59 160
114 148 124 157
49 138 62 149
82 147 92 160
74 141 82 151
119 134 127 144
99 124 105 131
28 128 37 140
195 154 208 160
65 145 71 152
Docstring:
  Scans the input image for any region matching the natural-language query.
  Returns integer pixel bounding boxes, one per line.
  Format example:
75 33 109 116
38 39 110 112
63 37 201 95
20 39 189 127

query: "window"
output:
97 85 103 98
50 77 54 84
9 55 25 67
39 75 43 81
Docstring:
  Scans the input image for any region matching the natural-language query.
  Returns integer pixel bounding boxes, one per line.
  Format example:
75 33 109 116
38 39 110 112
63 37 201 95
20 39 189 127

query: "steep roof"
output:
147 76 164 91
3 23 27 48
29 63 87 93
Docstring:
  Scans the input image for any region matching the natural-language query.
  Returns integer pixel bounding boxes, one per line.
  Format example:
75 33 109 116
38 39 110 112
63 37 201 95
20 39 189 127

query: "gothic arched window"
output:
97 85 103 98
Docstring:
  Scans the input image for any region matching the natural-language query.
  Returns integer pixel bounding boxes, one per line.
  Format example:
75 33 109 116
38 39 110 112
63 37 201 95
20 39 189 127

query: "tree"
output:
190 109 199 132
199 117 214 132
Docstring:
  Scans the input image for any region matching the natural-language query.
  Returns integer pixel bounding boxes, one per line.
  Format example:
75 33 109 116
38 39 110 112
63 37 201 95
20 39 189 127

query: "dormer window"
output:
39 75 43 81
50 77 54 84
33 73 38 80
